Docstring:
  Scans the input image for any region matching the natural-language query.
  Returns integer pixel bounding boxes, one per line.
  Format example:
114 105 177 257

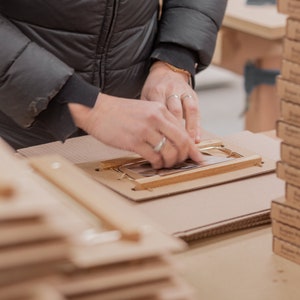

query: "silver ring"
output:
181 94 193 100
153 136 167 153
166 94 180 101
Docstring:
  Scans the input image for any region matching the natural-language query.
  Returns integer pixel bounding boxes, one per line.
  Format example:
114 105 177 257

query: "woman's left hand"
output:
141 60 201 144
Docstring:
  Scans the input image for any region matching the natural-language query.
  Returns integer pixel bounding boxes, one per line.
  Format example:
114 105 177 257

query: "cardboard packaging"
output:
18 130 284 242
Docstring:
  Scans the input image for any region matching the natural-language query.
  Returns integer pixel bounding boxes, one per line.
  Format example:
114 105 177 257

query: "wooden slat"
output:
98 139 224 170
29 155 141 241
134 155 262 191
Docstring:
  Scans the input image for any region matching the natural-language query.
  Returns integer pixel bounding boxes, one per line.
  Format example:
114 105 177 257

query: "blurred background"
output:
195 0 286 137
195 65 245 137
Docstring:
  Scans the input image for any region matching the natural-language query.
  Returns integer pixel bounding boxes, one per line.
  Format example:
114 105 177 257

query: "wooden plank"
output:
29 155 141 241
134 155 262 191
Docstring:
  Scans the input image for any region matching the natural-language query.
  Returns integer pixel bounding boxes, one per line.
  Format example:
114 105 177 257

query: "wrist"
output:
68 92 102 130
151 61 192 85
68 102 91 130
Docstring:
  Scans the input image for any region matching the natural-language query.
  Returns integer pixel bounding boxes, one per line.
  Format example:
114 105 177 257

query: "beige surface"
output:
175 131 300 299
18 131 285 241
135 131 284 240
78 139 275 201
17 130 299 299
223 1 286 39
177 226 300 300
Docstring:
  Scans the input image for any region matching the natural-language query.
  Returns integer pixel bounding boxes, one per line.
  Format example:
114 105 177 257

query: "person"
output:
0 0 227 169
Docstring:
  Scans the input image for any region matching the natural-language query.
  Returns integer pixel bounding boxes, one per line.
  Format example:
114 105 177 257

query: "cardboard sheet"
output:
76 139 274 201
18 131 285 241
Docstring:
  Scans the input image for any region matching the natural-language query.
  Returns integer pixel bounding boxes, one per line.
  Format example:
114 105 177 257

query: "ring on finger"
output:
153 136 167 153
166 94 180 101
181 94 193 101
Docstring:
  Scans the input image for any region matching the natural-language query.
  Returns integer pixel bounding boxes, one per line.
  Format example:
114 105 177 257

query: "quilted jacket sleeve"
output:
152 0 227 72
0 14 73 128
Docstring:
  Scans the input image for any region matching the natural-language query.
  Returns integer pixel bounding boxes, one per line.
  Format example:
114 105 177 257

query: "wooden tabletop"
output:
176 225 300 300
175 130 300 300
223 1 287 39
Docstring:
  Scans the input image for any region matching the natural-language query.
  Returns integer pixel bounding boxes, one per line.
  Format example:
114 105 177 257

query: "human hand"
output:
141 61 201 143
68 93 202 169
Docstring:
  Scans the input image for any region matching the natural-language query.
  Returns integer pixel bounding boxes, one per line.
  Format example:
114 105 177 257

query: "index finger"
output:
181 93 201 143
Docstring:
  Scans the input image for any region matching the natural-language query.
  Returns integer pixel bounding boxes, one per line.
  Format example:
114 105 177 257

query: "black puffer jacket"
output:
0 0 227 139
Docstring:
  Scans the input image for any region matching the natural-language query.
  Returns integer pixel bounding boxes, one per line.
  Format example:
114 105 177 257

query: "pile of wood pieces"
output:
0 139 195 300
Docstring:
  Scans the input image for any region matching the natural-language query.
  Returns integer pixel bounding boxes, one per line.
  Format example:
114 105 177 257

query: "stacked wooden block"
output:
271 0 300 265
0 139 195 300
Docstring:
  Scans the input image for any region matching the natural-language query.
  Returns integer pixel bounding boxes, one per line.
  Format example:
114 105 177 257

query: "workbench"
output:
213 1 286 132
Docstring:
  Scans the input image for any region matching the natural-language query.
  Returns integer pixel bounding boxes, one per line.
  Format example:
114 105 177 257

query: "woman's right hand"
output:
68 93 202 169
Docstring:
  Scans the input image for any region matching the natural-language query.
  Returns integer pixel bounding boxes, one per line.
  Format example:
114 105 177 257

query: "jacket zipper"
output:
99 0 119 90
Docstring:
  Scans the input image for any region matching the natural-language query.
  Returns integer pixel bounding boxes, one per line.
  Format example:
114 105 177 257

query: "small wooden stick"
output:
196 139 224 149
134 155 262 191
99 156 144 170
29 155 141 241
98 139 224 170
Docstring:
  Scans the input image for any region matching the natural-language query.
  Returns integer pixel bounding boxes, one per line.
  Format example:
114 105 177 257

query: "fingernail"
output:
195 134 201 144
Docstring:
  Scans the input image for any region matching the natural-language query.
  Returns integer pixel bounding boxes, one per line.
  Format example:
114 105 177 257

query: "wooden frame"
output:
78 139 276 201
